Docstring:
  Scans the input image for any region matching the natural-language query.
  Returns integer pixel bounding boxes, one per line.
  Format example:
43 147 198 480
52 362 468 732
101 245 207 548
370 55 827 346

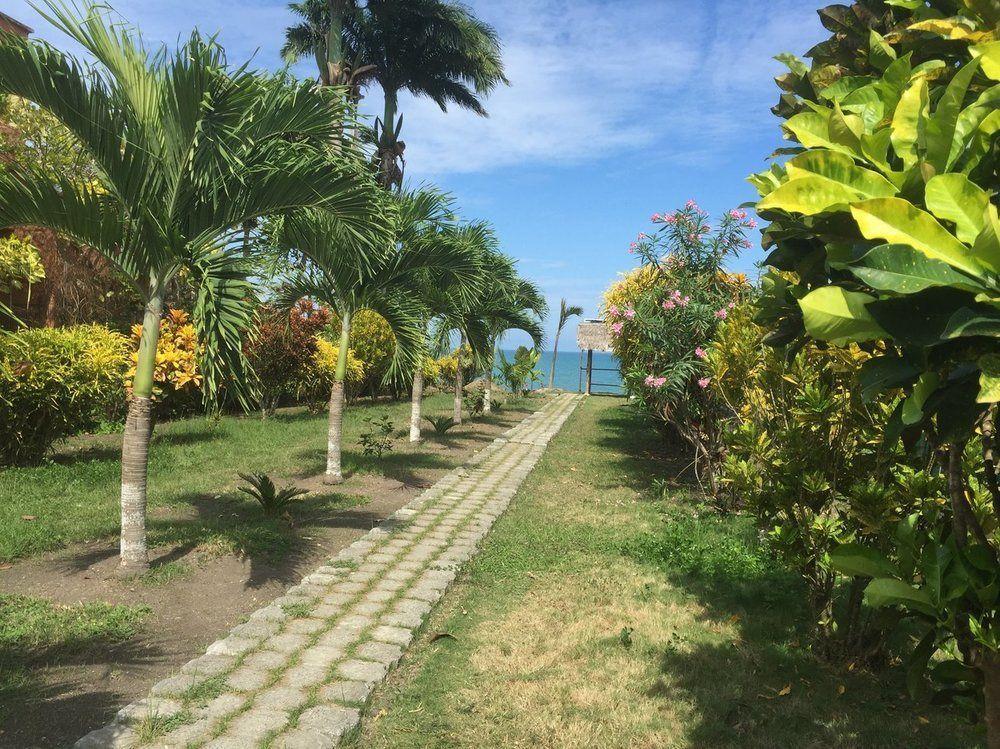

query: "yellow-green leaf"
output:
891 77 929 169
851 198 986 279
785 150 898 197
972 41 1000 80
799 287 885 345
978 354 1000 403
908 18 978 40
758 176 861 215
924 174 989 244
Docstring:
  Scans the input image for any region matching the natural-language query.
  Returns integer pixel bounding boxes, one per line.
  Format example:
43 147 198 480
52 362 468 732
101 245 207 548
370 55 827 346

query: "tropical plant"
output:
0 1 381 573
497 346 543 397
0 233 44 314
359 412 394 458
0 324 129 465
237 472 309 517
245 300 332 418
282 0 508 189
274 187 476 483
463 386 487 417
127 309 202 417
753 0 1000 737
604 201 754 490
424 414 457 434
549 298 583 389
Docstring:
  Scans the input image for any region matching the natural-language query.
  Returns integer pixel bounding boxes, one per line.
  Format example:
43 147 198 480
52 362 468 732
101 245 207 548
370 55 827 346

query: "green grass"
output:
0 393 530 563
353 397 982 749
0 593 149 723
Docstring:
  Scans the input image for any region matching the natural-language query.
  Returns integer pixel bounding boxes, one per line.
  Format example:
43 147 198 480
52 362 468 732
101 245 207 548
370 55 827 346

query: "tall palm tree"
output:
283 0 508 189
549 299 583 390
0 1 382 574
276 187 476 482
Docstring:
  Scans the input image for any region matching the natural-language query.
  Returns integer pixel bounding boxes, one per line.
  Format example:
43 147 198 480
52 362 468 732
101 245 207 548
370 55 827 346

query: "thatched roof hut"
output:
576 319 612 353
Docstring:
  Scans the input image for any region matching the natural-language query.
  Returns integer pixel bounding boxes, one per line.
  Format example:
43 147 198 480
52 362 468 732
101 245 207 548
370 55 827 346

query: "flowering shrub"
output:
435 344 474 385
325 310 396 396
310 339 365 408
604 201 754 488
128 309 202 416
246 300 330 416
0 325 129 465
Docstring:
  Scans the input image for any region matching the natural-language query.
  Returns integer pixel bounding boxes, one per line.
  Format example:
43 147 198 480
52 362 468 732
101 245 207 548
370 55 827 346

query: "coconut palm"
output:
275 187 477 482
548 299 583 390
282 0 508 189
0 1 382 574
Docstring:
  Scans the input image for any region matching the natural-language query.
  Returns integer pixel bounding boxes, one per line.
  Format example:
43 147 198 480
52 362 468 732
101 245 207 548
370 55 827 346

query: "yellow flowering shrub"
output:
435 344 473 383
421 355 441 386
313 339 365 389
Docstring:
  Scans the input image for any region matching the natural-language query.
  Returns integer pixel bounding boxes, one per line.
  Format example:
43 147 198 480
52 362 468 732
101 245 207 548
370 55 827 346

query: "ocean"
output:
495 349 623 394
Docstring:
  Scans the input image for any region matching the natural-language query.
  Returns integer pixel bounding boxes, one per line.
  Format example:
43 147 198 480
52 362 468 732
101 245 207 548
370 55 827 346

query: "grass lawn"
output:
353 396 981 749
0 392 520 564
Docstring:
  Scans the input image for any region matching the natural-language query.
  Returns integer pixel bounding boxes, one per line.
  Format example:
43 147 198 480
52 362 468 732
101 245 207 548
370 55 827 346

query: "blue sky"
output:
7 0 826 350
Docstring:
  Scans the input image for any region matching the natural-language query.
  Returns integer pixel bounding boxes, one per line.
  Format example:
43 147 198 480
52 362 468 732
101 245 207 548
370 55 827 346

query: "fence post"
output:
585 349 593 395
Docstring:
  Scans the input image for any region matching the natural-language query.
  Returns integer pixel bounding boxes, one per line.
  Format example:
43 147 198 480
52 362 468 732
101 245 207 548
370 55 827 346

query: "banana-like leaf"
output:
830 543 899 578
849 243 986 293
926 58 982 172
890 76 929 169
924 174 990 244
850 198 987 279
972 41 1000 80
798 286 884 345
865 578 937 617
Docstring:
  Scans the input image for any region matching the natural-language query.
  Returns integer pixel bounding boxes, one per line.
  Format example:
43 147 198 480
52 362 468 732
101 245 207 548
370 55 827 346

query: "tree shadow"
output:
0 625 167 748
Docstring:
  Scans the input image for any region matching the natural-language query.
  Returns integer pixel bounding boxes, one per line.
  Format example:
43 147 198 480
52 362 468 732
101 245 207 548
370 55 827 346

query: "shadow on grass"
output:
0 601 162 747
598 401 981 748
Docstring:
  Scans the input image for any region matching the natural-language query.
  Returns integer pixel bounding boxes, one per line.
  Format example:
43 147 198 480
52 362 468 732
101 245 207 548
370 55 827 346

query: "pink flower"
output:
651 213 662 222
611 322 624 335
698 377 711 389
685 199 698 209
715 308 728 319
662 299 676 310
645 375 667 388
695 347 707 359
728 209 747 220
664 213 677 224
623 306 636 319
678 295 690 307
746 218 758 229
608 305 620 317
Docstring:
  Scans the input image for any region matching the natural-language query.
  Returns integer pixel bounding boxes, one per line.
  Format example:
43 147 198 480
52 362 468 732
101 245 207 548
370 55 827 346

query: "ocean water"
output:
495 349 623 393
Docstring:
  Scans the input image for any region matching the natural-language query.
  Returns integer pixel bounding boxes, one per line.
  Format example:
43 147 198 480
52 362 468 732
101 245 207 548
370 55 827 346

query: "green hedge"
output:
0 325 129 465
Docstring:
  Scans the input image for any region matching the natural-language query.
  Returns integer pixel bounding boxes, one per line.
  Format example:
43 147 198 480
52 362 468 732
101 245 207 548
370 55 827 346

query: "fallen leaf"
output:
918 716 929 725
838 685 846 695
778 685 792 696
20 515 36 521
430 632 457 643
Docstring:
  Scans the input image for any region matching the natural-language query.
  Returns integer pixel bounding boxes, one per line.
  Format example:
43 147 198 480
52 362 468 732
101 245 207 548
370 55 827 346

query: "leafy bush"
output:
496 346 542 396
752 0 1000 733
0 325 129 465
309 338 366 409
0 234 44 297
245 300 330 416
464 387 487 417
359 413 394 458
326 309 396 396
603 201 754 489
435 344 474 385
710 301 940 656
237 473 308 517
127 308 202 416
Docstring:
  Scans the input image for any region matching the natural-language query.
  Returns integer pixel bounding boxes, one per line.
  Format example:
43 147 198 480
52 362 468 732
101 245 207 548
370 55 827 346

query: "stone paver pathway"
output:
77 393 582 749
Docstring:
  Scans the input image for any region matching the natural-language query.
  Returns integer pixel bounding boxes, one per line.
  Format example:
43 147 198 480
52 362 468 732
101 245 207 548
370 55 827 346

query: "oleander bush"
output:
0 325 128 465
603 201 754 490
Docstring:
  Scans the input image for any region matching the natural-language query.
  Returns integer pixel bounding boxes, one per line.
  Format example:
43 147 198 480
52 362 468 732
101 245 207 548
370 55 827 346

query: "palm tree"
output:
283 0 508 189
0 1 381 574
276 187 476 482
481 274 547 412
549 299 583 390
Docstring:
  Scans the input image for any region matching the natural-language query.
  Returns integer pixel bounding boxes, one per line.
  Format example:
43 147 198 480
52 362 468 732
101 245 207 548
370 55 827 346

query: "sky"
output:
6 0 827 350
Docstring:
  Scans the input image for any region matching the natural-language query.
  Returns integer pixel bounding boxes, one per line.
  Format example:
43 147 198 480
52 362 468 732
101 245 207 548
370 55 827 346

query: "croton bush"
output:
603 201 754 489
752 0 1000 736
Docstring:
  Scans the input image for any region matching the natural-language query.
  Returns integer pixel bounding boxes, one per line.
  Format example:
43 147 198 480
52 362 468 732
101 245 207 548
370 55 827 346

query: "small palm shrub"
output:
359 413 394 458
0 325 129 465
237 473 308 516
424 415 457 434
496 346 542 396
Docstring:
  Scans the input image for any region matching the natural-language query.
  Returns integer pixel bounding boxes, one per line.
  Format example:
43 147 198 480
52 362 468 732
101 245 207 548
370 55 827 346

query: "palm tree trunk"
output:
325 311 352 484
118 293 163 576
454 335 464 425
484 367 493 414
549 329 562 390
409 359 424 442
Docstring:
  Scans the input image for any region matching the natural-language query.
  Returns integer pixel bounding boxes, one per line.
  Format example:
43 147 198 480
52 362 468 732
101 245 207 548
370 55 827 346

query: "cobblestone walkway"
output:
77 393 582 749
